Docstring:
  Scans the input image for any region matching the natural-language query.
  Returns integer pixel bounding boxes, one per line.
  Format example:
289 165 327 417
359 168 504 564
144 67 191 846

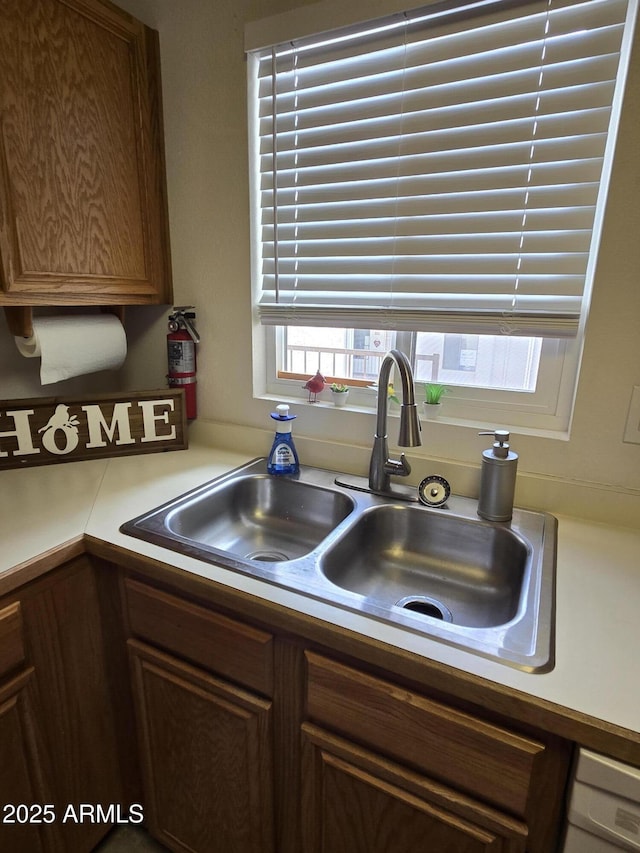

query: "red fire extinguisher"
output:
167 306 200 420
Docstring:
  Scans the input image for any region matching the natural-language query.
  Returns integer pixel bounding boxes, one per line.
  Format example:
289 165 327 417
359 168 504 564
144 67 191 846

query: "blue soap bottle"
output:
267 404 300 475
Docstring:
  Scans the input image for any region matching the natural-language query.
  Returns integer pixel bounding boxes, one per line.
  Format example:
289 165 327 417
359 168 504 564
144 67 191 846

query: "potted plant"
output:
423 383 447 418
387 383 400 407
330 382 350 406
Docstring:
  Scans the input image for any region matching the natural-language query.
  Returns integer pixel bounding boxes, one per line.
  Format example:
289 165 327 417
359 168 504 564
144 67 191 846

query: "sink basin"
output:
319 505 529 629
121 458 556 672
164 473 354 562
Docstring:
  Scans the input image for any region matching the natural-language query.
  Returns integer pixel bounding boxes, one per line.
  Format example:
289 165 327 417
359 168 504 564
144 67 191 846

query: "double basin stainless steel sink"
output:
121 458 556 672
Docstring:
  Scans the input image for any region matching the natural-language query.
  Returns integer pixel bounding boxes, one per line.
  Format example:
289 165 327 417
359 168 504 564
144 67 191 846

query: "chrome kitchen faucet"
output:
368 349 422 494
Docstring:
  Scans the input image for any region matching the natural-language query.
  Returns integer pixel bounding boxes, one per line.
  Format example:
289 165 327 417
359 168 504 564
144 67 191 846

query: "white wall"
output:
3 0 639 520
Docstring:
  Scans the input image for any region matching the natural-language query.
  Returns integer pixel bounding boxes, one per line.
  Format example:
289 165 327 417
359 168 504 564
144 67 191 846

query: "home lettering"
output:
0 391 186 469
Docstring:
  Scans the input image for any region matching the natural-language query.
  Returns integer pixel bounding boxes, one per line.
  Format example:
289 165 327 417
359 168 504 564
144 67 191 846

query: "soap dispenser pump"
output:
477 430 518 522
267 404 300 476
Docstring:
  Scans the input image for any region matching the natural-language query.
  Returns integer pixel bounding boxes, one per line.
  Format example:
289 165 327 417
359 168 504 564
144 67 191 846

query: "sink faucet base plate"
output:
335 473 420 503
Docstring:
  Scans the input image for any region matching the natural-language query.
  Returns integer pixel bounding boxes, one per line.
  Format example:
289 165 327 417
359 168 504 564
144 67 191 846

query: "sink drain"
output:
396 595 453 622
245 550 289 562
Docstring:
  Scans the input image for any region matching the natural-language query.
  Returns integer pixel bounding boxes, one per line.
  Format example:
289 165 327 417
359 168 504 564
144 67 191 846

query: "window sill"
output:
256 390 571 442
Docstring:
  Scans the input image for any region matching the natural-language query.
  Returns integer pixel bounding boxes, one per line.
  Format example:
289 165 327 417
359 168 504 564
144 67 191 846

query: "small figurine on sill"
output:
303 370 326 402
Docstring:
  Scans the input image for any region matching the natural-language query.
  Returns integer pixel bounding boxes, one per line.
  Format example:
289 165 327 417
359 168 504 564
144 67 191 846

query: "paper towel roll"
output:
15 315 127 385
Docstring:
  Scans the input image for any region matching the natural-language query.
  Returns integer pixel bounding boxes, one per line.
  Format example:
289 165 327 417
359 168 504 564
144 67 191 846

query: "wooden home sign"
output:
0 389 188 470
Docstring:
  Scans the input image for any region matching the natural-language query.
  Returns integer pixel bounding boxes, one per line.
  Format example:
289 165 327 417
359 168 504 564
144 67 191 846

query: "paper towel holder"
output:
4 305 125 339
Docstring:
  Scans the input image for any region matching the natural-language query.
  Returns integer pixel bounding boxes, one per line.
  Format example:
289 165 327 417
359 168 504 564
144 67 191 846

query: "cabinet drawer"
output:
125 579 274 696
0 602 25 679
305 652 544 817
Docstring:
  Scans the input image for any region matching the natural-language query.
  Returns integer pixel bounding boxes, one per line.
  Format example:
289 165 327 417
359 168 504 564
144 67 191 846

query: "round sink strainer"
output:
396 595 453 622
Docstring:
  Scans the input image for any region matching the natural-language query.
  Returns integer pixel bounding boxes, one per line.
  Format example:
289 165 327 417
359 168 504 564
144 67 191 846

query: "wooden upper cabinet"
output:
0 0 172 305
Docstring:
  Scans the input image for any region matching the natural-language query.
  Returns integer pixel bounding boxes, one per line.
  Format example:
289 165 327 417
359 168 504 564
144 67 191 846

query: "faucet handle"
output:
384 453 411 478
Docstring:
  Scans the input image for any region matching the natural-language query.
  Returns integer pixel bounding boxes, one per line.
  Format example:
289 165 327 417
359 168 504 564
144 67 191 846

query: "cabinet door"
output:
129 639 275 853
0 670 55 853
0 0 171 305
301 724 527 853
21 557 125 853
305 652 570 853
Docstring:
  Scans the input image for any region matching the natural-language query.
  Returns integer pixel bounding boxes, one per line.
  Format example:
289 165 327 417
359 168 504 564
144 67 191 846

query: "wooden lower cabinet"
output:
128 640 275 853
301 723 527 853
0 559 571 853
0 557 128 853
22 559 127 852
0 669 53 853
304 652 569 853
120 575 570 853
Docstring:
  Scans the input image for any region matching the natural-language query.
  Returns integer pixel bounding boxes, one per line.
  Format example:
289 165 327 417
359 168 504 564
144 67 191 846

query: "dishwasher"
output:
562 748 640 851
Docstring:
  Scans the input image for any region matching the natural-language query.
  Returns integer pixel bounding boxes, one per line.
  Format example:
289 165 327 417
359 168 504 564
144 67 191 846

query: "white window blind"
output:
251 0 633 337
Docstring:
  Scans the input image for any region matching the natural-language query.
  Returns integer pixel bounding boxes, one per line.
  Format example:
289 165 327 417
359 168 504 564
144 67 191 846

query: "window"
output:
280 327 540 389
248 0 637 431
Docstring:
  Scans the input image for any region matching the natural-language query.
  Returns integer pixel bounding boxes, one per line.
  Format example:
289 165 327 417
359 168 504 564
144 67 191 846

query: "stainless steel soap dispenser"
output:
477 430 518 522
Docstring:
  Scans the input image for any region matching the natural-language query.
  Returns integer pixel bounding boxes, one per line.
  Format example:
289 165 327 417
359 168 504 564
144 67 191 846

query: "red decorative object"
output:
303 370 326 402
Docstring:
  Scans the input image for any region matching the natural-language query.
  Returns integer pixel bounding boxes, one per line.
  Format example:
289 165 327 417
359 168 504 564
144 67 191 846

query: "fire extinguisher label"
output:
168 340 195 373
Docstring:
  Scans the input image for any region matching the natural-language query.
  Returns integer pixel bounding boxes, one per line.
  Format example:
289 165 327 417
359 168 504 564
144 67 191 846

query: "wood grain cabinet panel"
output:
0 601 25 679
125 578 274 696
0 556 128 853
116 568 570 853
0 0 172 305
128 639 275 853
301 724 527 853
306 651 544 817
0 670 54 853
304 651 571 853
19 556 126 852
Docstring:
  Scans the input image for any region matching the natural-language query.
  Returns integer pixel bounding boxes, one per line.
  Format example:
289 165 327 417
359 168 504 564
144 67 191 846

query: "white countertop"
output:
2 439 639 735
